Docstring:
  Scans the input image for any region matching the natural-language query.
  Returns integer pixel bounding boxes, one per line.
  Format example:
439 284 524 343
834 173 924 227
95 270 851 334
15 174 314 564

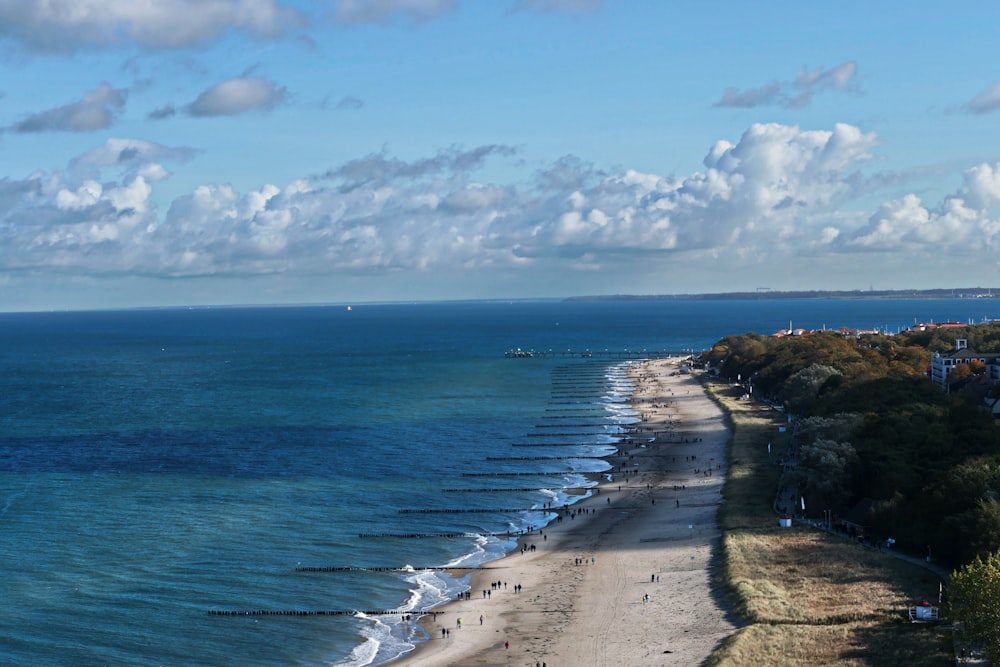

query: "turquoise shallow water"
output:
0 299 995 666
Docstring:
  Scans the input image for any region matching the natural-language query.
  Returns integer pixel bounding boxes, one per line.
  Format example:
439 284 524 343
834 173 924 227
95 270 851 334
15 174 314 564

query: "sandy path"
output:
398 358 737 666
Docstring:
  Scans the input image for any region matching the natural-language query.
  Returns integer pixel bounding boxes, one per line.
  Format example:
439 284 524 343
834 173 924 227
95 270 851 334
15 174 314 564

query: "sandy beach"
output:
399 358 738 667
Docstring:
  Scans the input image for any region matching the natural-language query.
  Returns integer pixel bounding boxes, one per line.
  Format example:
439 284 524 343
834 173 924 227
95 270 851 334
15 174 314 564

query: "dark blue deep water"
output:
0 299 995 666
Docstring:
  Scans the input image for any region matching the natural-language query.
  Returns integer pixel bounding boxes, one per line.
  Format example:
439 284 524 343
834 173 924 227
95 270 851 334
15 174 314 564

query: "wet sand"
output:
400 358 737 666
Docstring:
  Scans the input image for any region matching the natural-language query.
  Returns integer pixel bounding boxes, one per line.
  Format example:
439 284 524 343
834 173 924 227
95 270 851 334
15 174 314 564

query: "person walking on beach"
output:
504 640 509 650
479 615 483 625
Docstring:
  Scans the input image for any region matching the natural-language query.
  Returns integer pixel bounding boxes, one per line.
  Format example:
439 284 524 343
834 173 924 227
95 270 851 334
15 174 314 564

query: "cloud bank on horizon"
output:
0 0 998 309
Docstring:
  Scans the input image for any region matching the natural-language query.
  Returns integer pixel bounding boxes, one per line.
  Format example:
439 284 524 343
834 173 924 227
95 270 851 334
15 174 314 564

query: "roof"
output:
936 347 1000 361
909 321 967 331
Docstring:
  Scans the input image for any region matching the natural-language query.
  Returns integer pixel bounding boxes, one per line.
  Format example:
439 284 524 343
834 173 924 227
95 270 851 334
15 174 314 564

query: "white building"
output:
930 339 1000 391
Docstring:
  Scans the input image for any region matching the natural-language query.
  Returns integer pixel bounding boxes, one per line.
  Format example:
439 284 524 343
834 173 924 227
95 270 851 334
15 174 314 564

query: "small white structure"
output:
907 601 939 622
779 514 792 528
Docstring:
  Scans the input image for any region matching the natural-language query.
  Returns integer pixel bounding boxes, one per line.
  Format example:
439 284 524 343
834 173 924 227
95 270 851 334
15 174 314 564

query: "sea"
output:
0 298 996 667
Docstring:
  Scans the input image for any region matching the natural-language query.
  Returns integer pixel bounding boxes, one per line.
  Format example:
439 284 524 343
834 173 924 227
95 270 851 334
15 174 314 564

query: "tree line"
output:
703 324 1000 568
704 323 1000 660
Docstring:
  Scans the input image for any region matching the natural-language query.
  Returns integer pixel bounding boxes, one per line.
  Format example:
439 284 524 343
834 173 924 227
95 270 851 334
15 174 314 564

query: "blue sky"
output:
1 0 999 310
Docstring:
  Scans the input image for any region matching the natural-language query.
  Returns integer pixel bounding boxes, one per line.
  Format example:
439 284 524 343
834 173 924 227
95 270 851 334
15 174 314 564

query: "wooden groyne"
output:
358 529 536 538
541 414 613 419
484 455 605 461
551 381 612 386
505 349 687 359
511 442 600 447
294 566 496 572
210 351 651 622
360 532 482 538
398 507 553 514
522 431 621 437
209 609 436 617
441 486 591 492
549 394 610 398
461 471 574 477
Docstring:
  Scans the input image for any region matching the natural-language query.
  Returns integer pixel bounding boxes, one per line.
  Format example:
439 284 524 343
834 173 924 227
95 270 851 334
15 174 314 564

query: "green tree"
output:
779 363 842 414
795 413 863 446
948 549 1000 660
795 437 857 512
944 498 1000 565
701 320 1000 568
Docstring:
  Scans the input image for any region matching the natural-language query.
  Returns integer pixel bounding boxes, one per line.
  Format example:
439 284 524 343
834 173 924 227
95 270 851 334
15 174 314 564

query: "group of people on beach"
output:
414 358 726 665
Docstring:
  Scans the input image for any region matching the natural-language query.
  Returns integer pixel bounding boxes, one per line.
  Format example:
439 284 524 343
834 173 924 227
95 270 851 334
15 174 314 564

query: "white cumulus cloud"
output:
843 162 1000 251
0 0 300 51
1 124 998 286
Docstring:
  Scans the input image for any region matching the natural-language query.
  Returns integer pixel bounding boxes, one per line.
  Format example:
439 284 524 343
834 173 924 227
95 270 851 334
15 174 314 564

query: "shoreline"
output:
396 357 737 666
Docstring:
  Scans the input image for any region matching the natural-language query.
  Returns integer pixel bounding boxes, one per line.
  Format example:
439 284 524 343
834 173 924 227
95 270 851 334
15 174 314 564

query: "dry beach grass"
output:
704 378 952 666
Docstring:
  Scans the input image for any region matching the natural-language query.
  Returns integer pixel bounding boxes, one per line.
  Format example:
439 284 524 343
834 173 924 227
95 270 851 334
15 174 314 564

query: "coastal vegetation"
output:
701 321 1000 662
703 377 952 665
948 550 1000 660
703 323 1000 568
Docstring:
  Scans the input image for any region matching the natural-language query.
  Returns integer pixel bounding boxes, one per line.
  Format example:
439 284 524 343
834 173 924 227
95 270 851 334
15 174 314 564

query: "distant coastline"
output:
567 287 999 301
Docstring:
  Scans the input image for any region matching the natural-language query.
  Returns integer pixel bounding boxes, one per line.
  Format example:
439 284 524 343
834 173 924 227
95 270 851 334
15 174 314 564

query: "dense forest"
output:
702 323 1000 567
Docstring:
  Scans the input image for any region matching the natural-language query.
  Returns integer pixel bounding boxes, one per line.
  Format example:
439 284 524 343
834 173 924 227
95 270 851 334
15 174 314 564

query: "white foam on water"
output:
330 614 382 667
339 361 637 667
336 595 432 667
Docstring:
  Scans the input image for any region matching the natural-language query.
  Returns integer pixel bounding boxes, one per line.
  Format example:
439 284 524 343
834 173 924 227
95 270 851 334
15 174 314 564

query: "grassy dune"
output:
703 377 953 666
